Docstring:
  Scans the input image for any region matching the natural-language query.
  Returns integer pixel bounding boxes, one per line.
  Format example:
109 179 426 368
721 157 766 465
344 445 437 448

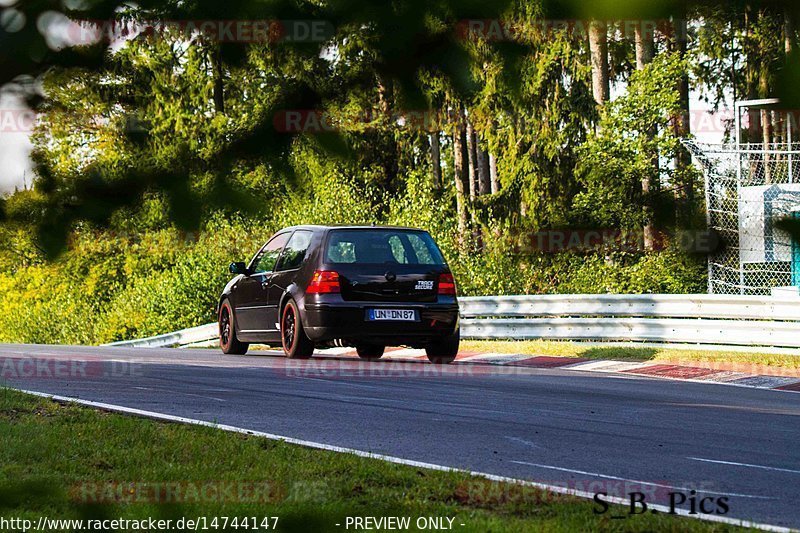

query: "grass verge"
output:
0 388 738 532
460 340 800 374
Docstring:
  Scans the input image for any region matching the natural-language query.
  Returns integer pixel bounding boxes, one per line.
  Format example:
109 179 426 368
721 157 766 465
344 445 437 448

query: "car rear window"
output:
325 229 445 265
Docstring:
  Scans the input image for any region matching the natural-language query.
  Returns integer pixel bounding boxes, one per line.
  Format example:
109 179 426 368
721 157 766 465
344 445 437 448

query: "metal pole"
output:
703 151 714 294
788 110 794 183
735 102 745 295
735 102 741 148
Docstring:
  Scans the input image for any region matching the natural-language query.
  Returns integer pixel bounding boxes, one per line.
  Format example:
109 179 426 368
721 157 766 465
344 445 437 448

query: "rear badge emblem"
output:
385 271 397 282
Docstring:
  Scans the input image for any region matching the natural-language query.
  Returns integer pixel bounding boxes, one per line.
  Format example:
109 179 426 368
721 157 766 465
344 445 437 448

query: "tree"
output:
635 21 658 248
489 153 499 194
672 18 692 222
575 53 691 237
430 131 441 189
589 20 610 106
5 0 795 263
466 120 478 200
452 107 469 236
477 140 491 195
635 23 655 70
4 0 522 255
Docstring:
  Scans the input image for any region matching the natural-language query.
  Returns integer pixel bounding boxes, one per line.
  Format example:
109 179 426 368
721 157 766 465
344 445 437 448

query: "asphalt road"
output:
2 343 799 529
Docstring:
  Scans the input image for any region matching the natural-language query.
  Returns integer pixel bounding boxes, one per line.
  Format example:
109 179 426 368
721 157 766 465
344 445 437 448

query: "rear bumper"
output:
303 300 459 346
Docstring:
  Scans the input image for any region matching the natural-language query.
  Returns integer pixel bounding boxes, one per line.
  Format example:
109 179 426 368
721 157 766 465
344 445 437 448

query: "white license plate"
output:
367 309 417 321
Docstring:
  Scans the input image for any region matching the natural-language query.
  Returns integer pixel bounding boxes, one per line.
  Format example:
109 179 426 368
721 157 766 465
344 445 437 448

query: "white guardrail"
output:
459 294 800 348
105 294 800 349
104 323 219 349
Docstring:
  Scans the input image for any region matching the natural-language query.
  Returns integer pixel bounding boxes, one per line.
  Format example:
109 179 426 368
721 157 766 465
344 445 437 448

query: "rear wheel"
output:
425 328 459 364
281 299 315 359
219 300 249 355
356 344 385 361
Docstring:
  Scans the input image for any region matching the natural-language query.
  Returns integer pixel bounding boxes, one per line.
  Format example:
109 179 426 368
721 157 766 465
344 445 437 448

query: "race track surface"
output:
2 344 799 529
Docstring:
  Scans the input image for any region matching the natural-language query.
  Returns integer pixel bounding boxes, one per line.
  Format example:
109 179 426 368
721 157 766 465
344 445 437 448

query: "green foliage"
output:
0 172 707 345
468 12 596 230
0 199 709 347
100 252 227 341
446 246 706 297
0 267 100 345
0 220 255 344
574 52 689 230
0 0 719 344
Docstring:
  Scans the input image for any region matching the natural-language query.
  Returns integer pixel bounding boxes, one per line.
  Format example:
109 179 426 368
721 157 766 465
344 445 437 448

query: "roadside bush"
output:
0 169 707 345
447 248 706 297
0 267 100 344
99 250 228 342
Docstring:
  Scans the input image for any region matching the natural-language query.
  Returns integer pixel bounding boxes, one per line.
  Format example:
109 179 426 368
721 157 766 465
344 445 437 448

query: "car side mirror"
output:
229 261 248 275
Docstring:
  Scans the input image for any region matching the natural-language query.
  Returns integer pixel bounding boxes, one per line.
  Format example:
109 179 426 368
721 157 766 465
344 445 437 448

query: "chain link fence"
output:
685 140 800 295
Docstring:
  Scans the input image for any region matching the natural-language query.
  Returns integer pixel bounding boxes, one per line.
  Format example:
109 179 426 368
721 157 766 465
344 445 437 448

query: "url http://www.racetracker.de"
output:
0 515 281 531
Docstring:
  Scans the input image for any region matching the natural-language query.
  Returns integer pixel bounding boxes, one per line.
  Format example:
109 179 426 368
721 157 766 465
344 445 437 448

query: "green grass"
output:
460 340 800 373
0 388 740 532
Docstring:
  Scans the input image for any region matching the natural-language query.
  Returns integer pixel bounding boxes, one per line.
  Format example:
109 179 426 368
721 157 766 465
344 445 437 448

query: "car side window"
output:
276 231 313 271
251 233 290 274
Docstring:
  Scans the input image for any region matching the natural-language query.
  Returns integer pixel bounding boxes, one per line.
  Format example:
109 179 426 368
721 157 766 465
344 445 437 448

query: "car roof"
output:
279 224 427 233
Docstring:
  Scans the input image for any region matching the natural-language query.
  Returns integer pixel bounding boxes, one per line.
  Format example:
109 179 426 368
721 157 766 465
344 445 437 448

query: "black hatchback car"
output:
218 225 460 363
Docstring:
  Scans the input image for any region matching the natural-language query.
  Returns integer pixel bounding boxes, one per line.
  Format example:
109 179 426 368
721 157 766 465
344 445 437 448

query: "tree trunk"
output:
430 130 441 190
588 20 610 106
489 153 499 193
672 17 692 224
453 109 469 236
477 142 490 195
212 48 225 114
466 121 478 199
376 76 399 191
636 22 658 250
635 22 655 69
377 76 391 116
465 120 483 248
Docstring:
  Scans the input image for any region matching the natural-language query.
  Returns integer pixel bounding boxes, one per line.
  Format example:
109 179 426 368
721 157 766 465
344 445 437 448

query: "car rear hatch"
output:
323 228 450 303
336 265 442 303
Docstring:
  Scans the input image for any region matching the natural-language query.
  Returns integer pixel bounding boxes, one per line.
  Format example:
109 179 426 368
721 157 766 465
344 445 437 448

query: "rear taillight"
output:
306 270 340 294
438 273 456 295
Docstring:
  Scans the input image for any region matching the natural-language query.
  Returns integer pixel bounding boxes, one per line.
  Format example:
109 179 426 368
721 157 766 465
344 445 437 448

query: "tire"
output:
356 344 385 361
425 328 459 364
219 299 249 355
281 299 315 359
